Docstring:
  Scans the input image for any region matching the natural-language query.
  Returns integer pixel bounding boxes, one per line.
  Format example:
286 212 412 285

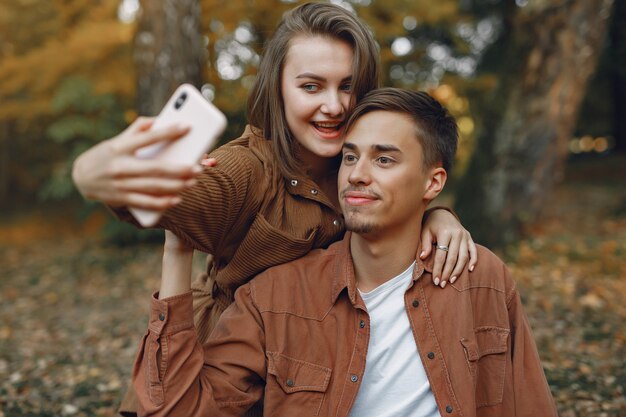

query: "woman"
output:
72 3 476 415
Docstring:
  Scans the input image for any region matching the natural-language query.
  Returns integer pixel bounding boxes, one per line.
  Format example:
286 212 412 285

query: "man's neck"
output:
349 218 424 293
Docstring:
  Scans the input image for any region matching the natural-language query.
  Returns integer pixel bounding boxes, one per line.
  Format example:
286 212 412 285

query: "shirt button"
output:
350 374 358 382
446 405 453 413
310 189 318 195
290 179 298 186
333 219 341 227
412 299 419 308
286 379 295 387
158 313 165 321
359 320 365 328
427 352 435 359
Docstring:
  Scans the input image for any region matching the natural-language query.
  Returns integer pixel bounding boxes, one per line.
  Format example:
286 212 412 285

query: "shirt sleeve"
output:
505 266 559 416
133 287 266 416
110 144 266 254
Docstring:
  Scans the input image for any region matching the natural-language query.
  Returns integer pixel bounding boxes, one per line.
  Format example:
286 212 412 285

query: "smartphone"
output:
129 83 227 227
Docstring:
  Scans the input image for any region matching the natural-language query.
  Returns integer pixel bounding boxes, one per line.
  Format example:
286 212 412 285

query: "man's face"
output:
338 110 437 237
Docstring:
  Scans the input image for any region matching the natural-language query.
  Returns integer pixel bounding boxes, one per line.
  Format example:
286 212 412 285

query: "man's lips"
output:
341 190 379 206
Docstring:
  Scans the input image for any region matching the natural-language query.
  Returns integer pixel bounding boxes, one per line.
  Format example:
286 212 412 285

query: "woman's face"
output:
281 35 354 169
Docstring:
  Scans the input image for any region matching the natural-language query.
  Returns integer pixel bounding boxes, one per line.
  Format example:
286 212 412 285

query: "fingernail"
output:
192 165 202 173
420 251 426 259
434 278 440 286
450 276 457 284
469 265 475 272
441 281 447 288
172 196 182 205
185 179 197 187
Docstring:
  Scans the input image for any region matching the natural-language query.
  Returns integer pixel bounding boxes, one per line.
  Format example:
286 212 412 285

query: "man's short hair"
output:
344 88 459 172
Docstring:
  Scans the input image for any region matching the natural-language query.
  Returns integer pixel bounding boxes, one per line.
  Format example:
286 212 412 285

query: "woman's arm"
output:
72 117 201 210
159 230 195 298
133 232 265 416
74 120 264 254
420 208 477 288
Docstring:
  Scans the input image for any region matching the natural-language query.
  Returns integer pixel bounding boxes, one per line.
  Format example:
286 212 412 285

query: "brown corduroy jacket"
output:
133 234 558 417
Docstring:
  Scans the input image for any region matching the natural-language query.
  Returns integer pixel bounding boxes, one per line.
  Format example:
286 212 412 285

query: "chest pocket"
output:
265 351 331 417
461 327 509 408
219 213 318 290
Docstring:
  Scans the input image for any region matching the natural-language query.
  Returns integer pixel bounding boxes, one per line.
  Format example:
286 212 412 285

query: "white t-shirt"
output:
348 262 441 417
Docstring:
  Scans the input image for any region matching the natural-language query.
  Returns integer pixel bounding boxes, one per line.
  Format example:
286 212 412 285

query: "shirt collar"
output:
330 232 434 306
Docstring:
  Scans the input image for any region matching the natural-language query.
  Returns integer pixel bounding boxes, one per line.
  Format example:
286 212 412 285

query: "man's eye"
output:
377 156 392 164
343 154 357 163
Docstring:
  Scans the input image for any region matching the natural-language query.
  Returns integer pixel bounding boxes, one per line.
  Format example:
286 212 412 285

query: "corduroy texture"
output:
116 126 344 416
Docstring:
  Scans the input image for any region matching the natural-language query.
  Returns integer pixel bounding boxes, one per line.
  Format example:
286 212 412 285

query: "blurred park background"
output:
0 0 625 415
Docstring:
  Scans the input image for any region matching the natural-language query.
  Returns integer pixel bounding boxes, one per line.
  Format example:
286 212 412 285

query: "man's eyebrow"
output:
342 142 401 153
372 144 401 153
296 73 352 83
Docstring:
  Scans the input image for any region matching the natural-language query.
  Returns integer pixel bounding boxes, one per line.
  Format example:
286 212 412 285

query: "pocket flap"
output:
461 327 509 361
267 351 331 394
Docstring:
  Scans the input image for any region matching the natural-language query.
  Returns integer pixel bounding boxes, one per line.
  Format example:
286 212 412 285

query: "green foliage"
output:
39 77 126 201
101 220 163 247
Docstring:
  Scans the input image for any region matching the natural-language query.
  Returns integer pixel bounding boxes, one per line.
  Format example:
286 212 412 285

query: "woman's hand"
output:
159 230 195 299
72 117 201 210
420 209 477 288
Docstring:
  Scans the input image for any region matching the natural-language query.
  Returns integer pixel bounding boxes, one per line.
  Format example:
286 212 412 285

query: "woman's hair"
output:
247 2 380 178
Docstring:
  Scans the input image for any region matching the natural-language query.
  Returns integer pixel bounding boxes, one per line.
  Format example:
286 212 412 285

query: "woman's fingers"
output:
122 192 183 211
111 157 201 179
201 156 218 167
113 123 190 154
431 233 451 287
440 230 463 285
129 116 156 133
419 228 434 260
467 231 477 272
448 238 469 284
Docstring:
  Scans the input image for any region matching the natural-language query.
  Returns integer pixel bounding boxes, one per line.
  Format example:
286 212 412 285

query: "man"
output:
133 88 558 416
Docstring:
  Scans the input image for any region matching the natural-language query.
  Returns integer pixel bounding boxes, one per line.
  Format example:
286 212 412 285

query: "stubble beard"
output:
343 210 378 235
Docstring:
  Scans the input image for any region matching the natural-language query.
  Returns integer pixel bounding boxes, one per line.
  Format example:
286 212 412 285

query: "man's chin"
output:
345 221 378 235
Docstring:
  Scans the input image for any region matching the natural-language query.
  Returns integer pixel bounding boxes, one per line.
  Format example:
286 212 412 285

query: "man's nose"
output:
348 158 371 185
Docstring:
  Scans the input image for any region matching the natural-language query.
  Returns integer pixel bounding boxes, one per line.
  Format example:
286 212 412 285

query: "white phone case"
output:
129 84 227 227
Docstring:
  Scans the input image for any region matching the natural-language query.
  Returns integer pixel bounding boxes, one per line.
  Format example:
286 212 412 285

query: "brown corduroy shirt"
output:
133 234 558 417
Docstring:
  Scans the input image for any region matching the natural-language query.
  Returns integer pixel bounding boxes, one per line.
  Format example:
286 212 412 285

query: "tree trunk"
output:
454 0 614 247
610 0 626 152
0 122 9 208
134 0 205 116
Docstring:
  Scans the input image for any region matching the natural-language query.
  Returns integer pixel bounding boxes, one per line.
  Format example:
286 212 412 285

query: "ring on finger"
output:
434 243 449 252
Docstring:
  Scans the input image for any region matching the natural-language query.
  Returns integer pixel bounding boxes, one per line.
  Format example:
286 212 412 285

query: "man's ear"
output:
423 167 447 201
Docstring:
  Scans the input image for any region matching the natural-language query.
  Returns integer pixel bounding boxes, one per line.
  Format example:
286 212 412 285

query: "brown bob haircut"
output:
344 88 459 173
247 2 380 178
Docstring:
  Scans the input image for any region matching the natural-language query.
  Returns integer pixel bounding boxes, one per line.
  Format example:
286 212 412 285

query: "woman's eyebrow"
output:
296 73 352 83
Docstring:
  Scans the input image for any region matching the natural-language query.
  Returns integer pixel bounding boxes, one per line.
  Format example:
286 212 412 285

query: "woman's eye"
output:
302 84 319 92
340 83 352 92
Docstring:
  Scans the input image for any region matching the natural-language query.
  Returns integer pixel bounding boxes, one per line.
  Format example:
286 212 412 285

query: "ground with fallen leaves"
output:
1 155 625 417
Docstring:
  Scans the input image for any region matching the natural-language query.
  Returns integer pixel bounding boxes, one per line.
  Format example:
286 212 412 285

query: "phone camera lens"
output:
174 92 188 110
